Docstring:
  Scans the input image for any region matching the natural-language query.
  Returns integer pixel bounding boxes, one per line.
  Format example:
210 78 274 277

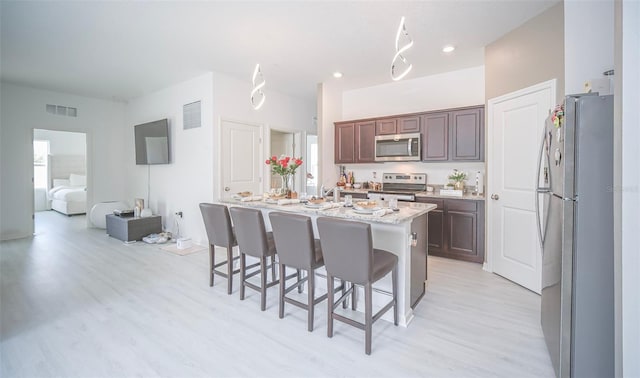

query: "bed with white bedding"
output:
47 155 87 216
49 184 86 215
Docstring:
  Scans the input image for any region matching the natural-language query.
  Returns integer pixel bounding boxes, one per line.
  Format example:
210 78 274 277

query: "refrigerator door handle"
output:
535 127 549 251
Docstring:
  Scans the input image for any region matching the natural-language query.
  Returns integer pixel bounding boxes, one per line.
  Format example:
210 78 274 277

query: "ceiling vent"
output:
46 104 77 117
183 101 201 130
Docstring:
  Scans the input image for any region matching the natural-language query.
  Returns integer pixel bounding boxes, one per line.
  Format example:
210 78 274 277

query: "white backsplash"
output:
342 162 485 187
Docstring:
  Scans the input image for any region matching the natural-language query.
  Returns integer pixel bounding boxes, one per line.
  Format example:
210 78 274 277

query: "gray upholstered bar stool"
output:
229 207 280 311
269 212 329 332
199 203 240 294
317 217 398 355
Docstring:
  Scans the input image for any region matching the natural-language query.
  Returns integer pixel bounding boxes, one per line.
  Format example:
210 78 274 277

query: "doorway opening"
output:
33 129 88 234
305 134 318 196
268 129 318 195
269 129 295 190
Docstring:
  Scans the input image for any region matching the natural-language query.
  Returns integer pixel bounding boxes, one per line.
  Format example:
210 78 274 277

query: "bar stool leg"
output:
209 245 215 287
297 270 303 293
307 271 315 332
327 274 334 338
271 255 276 282
261 256 268 311
279 263 286 319
239 253 246 300
342 280 347 309
365 282 373 355
226 245 233 295
351 282 357 310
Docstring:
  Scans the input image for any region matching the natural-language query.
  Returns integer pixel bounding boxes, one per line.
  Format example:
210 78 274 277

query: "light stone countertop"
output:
338 187 485 201
219 198 436 225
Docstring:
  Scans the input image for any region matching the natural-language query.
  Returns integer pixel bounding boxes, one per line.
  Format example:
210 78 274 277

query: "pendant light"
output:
250 63 266 110
390 16 414 81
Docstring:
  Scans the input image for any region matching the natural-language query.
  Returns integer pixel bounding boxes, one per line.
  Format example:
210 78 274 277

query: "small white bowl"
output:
353 183 362 189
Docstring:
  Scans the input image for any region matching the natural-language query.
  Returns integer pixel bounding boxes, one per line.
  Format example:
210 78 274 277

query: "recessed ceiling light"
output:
333 72 343 78
442 45 455 53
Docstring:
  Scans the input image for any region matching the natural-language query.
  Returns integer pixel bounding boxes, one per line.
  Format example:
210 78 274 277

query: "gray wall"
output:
485 2 565 103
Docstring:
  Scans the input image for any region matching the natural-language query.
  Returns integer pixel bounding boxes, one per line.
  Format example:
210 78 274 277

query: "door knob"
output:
491 194 500 200
224 187 230 192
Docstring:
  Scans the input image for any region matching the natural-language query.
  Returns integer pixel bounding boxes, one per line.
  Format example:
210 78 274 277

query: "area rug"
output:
159 243 207 256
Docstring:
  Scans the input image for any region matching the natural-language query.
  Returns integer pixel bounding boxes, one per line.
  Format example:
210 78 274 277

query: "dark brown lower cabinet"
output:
417 198 485 263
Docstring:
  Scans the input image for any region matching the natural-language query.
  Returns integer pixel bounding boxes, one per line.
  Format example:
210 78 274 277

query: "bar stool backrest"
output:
317 217 373 285
229 207 271 258
269 212 316 269
199 203 234 247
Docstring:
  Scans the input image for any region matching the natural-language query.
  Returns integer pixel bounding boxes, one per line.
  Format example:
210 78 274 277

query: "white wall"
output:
0 82 127 240
34 129 86 156
317 81 343 188
333 66 486 187
564 0 615 94
211 71 316 201
125 73 215 245
342 66 485 119
124 72 316 246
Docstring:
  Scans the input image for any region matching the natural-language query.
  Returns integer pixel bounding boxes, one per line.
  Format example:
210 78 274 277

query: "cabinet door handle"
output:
224 187 231 192
490 194 499 200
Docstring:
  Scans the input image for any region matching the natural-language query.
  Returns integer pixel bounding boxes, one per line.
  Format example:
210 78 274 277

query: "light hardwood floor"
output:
1 211 554 377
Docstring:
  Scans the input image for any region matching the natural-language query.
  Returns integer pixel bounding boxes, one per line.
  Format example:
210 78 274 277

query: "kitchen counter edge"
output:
339 189 485 201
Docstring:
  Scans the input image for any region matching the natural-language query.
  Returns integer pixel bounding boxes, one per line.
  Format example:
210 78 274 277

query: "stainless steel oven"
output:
374 133 421 162
367 173 427 202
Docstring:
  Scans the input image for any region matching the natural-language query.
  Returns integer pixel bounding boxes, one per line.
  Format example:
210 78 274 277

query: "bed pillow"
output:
53 178 70 187
69 173 86 187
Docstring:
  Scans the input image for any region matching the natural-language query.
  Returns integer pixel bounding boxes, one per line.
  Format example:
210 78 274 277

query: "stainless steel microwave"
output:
374 133 421 162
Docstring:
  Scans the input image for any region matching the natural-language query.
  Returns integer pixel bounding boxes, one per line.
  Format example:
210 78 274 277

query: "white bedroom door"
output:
220 120 263 199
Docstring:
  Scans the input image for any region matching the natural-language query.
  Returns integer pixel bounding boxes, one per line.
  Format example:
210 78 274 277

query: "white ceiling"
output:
0 1 558 102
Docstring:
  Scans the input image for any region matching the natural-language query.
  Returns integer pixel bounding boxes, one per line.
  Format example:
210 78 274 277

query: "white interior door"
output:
487 80 555 294
220 120 263 198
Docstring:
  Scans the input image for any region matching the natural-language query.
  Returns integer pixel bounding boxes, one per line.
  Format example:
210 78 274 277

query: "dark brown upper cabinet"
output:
451 107 483 161
334 123 355 164
375 116 421 135
334 105 483 164
375 119 397 135
421 112 449 161
422 106 484 162
334 121 376 164
355 121 376 163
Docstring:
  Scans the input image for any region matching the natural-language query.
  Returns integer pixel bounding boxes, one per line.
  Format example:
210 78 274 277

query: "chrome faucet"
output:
320 185 340 203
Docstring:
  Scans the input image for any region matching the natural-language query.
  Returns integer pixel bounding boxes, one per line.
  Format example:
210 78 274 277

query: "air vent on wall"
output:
183 101 201 130
46 104 77 117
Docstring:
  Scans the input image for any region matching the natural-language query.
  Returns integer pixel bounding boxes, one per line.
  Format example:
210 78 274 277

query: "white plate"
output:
352 207 381 214
304 202 327 209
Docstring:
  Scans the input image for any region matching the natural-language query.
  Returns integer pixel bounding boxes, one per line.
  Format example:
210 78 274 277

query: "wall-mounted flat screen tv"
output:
134 119 170 165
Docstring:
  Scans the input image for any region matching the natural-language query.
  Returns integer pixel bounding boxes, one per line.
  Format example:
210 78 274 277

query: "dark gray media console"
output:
106 214 162 242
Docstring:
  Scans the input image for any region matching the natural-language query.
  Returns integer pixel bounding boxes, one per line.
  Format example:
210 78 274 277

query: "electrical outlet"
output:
175 211 183 218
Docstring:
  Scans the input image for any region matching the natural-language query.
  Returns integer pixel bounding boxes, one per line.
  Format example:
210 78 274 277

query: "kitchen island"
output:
219 198 436 326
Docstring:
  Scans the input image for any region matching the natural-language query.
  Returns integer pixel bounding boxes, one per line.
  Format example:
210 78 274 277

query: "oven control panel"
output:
382 173 427 185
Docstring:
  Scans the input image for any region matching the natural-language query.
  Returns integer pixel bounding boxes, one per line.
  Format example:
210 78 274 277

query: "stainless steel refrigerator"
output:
536 94 614 378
